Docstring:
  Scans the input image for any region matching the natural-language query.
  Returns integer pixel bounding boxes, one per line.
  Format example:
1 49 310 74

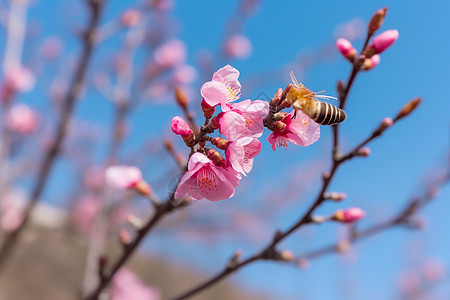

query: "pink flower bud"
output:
357 147 371 157
361 54 380 71
105 165 143 190
381 117 394 128
171 116 192 137
372 29 398 53
336 38 357 61
333 207 365 223
279 250 294 262
224 34 252 59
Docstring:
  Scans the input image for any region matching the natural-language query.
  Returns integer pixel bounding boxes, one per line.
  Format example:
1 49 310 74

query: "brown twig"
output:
296 174 450 263
0 0 106 268
83 199 178 300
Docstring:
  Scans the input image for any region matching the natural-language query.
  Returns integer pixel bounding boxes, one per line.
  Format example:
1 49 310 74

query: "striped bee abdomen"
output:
313 102 347 125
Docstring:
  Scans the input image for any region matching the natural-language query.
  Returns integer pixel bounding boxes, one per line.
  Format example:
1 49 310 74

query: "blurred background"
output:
0 0 448 299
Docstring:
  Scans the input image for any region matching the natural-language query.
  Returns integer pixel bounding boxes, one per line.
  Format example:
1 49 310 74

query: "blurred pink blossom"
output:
171 116 192 137
267 110 320 151
422 259 446 281
83 167 105 190
175 152 241 201
40 37 63 59
333 18 365 41
3 65 35 93
0 189 26 232
226 137 261 175
105 166 143 190
216 99 268 140
201 65 241 109
5 103 39 134
154 39 186 68
224 35 252 59
172 64 197 85
112 268 160 300
72 194 102 232
120 9 141 27
151 0 174 11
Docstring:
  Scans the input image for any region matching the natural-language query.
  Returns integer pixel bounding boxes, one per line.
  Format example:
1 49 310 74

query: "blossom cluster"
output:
336 8 398 70
171 65 320 202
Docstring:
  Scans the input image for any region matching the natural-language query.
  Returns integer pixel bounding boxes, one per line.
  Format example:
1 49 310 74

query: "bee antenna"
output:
289 71 300 88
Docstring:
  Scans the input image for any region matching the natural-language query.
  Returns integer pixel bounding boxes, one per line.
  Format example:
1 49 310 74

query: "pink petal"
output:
174 170 203 200
212 65 240 85
197 167 235 201
217 111 246 140
200 80 227 107
288 110 320 146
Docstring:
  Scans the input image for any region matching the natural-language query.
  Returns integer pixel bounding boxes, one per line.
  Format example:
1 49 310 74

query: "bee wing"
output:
313 91 337 102
289 71 300 88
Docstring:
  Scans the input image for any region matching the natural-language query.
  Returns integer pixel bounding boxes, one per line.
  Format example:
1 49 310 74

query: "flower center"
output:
226 85 240 102
276 137 289 149
197 167 219 193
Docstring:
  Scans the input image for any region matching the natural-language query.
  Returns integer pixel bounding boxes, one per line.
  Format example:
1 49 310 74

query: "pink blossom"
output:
112 268 160 300
152 0 174 11
371 29 398 53
200 65 241 109
3 65 35 93
105 166 142 190
40 37 63 59
267 110 320 151
175 152 241 201
172 64 197 84
226 137 261 176
216 99 269 140
333 207 366 223
120 9 141 27
72 194 102 233
154 39 186 68
224 34 252 59
171 116 192 137
83 167 105 190
0 189 25 232
5 103 39 134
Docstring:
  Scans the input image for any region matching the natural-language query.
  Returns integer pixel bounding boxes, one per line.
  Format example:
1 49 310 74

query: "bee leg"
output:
291 110 297 119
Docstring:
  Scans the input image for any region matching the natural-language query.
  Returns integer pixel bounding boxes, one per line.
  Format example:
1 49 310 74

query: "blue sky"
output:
12 0 450 299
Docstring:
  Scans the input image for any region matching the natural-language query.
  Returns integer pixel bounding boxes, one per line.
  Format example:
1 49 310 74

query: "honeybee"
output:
285 72 346 125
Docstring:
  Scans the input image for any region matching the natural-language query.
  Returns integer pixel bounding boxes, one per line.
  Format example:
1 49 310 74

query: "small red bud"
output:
280 250 294 262
368 7 388 35
273 121 286 132
212 137 229 150
174 87 189 109
207 149 224 166
395 97 421 121
201 99 215 119
131 180 152 196
357 147 371 157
